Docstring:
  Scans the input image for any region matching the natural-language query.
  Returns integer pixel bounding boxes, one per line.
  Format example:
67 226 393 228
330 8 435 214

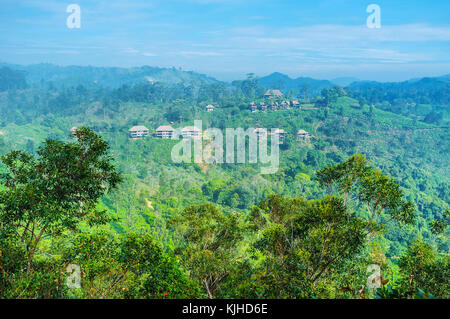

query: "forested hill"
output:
1 63 449 107
348 76 450 105
0 63 219 89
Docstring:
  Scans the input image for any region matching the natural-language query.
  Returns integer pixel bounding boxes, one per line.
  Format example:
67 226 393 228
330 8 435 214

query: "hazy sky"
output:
1 0 450 81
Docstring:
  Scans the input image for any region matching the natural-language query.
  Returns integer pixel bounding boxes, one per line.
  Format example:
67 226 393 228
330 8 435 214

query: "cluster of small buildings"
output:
250 90 300 112
250 100 300 112
128 88 312 143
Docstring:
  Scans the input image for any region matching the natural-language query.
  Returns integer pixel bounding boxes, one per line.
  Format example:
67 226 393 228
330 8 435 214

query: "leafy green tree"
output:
171 203 243 298
0 127 122 274
321 87 343 106
316 154 416 228
119 232 200 298
61 230 123 298
61 231 199 299
398 240 449 298
247 194 368 298
429 209 449 235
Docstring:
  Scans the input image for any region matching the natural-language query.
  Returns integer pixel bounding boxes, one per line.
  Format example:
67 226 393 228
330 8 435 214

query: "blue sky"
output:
1 0 450 81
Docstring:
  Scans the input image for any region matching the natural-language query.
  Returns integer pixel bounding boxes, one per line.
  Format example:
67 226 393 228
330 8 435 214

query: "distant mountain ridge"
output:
1 63 449 104
0 63 219 89
348 76 450 105
257 72 334 95
331 77 360 87
257 71 450 92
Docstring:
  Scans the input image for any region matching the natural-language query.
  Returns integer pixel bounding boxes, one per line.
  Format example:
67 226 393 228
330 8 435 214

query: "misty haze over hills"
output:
1 62 449 94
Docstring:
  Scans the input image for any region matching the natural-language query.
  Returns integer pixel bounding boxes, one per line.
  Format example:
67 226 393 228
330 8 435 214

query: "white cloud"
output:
219 23 450 64
231 24 450 47
179 51 223 56
123 48 140 54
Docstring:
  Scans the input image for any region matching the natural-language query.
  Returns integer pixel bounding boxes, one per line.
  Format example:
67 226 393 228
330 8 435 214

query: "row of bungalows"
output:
130 125 313 144
154 125 202 139
253 128 313 143
263 90 304 106
250 100 300 112
251 102 269 112
129 125 203 140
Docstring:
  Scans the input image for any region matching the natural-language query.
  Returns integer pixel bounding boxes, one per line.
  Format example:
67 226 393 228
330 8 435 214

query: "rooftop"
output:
182 126 201 132
156 125 175 131
129 125 149 131
265 89 283 96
